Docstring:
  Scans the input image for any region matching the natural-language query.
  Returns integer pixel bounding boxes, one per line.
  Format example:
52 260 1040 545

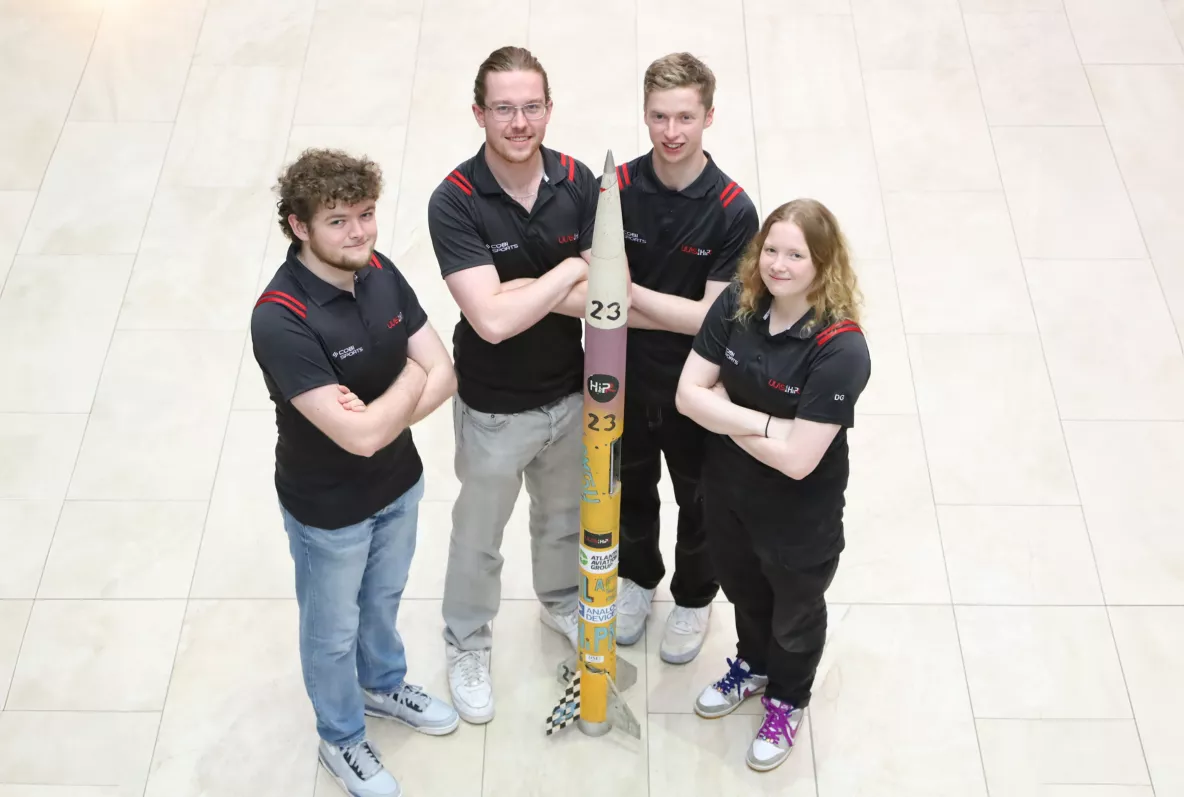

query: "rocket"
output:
545 151 640 740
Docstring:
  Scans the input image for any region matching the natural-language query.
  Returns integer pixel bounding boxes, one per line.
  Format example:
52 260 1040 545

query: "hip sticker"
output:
582 529 612 549
579 602 617 624
579 545 618 574
588 374 619 404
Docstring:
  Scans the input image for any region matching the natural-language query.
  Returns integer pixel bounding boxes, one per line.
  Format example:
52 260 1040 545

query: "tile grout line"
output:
853 2 993 792
739 0 764 220
386 0 426 265
1056 4 1162 792
0 2 108 715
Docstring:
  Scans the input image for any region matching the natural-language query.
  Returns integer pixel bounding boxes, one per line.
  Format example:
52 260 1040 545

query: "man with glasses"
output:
426 45 601 725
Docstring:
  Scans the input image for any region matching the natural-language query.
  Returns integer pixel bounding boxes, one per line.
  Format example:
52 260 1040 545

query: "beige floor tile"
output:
1108 607 1184 797
68 2 205 123
648 712 816 796
992 126 1146 260
885 191 1035 333
482 600 648 797
831 414 950 603
144 599 317 797
1026 259 1184 420
161 65 302 189
296 9 419 127
909 334 1078 505
0 600 31 705
864 69 1000 192
0 192 34 287
0 255 132 413
118 187 274 331
939 506 1103 605
961 0 1062 9
852 0 974 70
0 711 158 793
19 123 171 256
0 501 58 599
810 605 988 796
189 410 297 599
1087 65 1184 195
965 10 1101 126
0 6 98 189
746 12 869 132
67 330 242 501
191 0 316 69
0 414 87 501
977 718 1150 796
646 600 752 715
957 606 1131 719
852 259 916 414
1064 0 1183 64
38 501 205 599
1062 421 1184 604
6 599 185 711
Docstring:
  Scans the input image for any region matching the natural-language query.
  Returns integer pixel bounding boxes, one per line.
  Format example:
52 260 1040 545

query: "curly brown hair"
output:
735 198 863 331
274 148 383 242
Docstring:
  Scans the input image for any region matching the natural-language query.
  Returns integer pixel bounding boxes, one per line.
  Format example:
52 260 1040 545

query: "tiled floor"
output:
1 0 1183 794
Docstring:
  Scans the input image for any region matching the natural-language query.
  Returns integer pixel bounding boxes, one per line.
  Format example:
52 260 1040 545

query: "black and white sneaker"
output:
318 738 400 797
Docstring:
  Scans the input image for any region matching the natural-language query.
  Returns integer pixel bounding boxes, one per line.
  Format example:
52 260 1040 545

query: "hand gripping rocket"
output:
545 151 641 740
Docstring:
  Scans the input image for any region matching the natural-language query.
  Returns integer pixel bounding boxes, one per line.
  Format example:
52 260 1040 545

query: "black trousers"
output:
703 475 841 708
617 395 719 607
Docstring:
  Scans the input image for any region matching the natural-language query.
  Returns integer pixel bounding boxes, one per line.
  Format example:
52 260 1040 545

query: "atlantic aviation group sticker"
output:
587 374 619 404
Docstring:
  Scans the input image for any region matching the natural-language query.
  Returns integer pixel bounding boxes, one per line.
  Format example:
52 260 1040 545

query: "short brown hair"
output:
274 148 383 242
735 199 863 331
473 45 551 108
643 52 716 110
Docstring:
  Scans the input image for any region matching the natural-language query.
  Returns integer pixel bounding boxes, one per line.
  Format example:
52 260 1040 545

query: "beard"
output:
308 235 372 273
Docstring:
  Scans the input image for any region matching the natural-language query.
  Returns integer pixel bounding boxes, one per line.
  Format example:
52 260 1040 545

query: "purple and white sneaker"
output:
746 696 803 772
693 657 769 719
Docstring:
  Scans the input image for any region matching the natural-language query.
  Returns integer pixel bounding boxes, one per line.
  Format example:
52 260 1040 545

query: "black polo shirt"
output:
250 244 428 530
427 143 599 414
692 282 871 563
618 150 759 405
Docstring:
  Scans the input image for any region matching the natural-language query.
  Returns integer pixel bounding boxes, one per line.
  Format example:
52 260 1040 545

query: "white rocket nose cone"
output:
603 149 615 175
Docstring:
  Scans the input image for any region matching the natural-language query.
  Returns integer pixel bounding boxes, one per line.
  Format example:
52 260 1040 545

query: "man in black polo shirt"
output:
612 52 760 665
251 148 459 797
426 45 600 725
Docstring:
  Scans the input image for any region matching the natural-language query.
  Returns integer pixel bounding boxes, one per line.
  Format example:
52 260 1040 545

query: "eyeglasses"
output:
484 102 548 122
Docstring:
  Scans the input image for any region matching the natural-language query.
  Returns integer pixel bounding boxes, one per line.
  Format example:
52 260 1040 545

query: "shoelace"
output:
397 683 427 712
712 657 752 697
342 740 383 780
756 696 795 747
668 606 706 635
456 651 489 689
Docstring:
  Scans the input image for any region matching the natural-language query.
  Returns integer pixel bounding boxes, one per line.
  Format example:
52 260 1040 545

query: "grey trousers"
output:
442 392 582 650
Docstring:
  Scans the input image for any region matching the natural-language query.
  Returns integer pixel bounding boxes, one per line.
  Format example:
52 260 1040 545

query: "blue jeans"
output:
279 474 424 746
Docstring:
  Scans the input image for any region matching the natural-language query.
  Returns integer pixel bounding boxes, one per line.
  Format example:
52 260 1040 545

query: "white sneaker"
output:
446 645 494 725
318 739 400 797
540 606 579 650
615 577 654 646
660 604 711 664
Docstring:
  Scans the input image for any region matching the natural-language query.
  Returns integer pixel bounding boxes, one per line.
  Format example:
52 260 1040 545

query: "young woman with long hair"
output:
674 198 871 772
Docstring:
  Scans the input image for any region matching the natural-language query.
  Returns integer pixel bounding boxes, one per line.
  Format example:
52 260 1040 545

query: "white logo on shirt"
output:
624 230 647 244
332 345 364 360
487 241 519 253
725 348 738 365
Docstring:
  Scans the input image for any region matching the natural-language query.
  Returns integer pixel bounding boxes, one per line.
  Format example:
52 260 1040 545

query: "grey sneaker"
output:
693 657 769 719
318 739 400 797
747 697 803 772
363 682 459 736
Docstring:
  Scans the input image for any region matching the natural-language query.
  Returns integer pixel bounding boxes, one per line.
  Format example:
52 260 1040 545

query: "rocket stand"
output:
545 150 640 741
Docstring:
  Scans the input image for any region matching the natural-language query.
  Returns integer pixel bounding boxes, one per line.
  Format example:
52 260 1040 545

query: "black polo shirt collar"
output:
757 295 821 341
633 149 722 199
470 142 571 197
283 242 377 307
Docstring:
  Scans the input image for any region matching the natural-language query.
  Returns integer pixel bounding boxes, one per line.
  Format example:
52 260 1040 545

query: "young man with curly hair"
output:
613 53 760 664
426 46 600 724
252 147 458 797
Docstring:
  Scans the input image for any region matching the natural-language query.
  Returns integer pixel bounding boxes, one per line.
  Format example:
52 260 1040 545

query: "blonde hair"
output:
473 46 551 108
643 52 716 110
735 199 863 331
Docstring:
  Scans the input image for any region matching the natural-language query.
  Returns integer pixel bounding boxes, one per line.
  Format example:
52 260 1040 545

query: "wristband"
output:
764 414 771 438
